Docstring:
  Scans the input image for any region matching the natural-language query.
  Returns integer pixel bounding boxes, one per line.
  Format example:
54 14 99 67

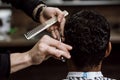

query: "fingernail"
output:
58 16 63 22
69 46 72 50
58 18 61 22
68 54 71 59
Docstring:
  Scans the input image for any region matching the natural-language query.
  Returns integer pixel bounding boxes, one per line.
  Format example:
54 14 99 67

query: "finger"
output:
46 35 72 50
41 35 72 51
58 13 64 23
46 45 71 59
51 23 61 40
54 8 64 22
47 26 54 32
60 18 66 39
47 26 57 39
54 29 60 40
47 23 58 32
47 23 60 39
51 30 57 39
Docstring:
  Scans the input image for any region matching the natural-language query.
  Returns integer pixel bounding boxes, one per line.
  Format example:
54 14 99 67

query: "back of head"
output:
64 10 110 69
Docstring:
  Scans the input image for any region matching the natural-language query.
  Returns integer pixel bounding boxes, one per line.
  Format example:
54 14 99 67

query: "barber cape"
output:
63 71 116 80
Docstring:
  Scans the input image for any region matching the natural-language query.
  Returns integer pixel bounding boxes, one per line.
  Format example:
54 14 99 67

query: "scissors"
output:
59 31 66 62
24 10 68 62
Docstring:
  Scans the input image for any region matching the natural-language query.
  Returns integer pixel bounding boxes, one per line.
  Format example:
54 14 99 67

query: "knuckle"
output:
55 51 61 58
55 7 59 10
38 43 47 52
42 35 49 39
40 35 50 42
56 41 61 47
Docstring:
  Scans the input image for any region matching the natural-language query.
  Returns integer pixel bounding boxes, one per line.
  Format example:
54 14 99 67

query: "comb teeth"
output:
24 17 57 40
24 10 69 40
25 24 46 39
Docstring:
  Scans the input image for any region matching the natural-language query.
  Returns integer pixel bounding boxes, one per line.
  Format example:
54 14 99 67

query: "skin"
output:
67 42 112 72
10 7 72 73
11 35 72 73
40 7 66 39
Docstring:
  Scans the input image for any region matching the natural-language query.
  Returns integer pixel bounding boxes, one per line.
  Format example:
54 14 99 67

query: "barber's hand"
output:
40 7 66 40
27 35 72 65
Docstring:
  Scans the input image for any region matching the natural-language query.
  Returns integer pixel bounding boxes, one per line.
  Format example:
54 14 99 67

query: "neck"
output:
67 60 102 72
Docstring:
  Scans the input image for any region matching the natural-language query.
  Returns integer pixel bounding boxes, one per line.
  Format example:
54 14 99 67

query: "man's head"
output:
64 10 111 70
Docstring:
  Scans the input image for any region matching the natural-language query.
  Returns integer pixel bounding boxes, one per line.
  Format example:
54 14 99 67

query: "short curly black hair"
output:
64 10 110 69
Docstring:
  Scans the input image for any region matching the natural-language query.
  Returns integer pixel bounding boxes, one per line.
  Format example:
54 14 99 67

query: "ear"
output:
105 42 112 57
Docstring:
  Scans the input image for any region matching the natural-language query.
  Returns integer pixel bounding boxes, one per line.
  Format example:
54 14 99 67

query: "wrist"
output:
10 52 33 73
33 4 47 22
24 52 33 66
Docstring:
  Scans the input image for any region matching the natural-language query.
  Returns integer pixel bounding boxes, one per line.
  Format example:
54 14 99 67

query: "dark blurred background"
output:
0 0 120 80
